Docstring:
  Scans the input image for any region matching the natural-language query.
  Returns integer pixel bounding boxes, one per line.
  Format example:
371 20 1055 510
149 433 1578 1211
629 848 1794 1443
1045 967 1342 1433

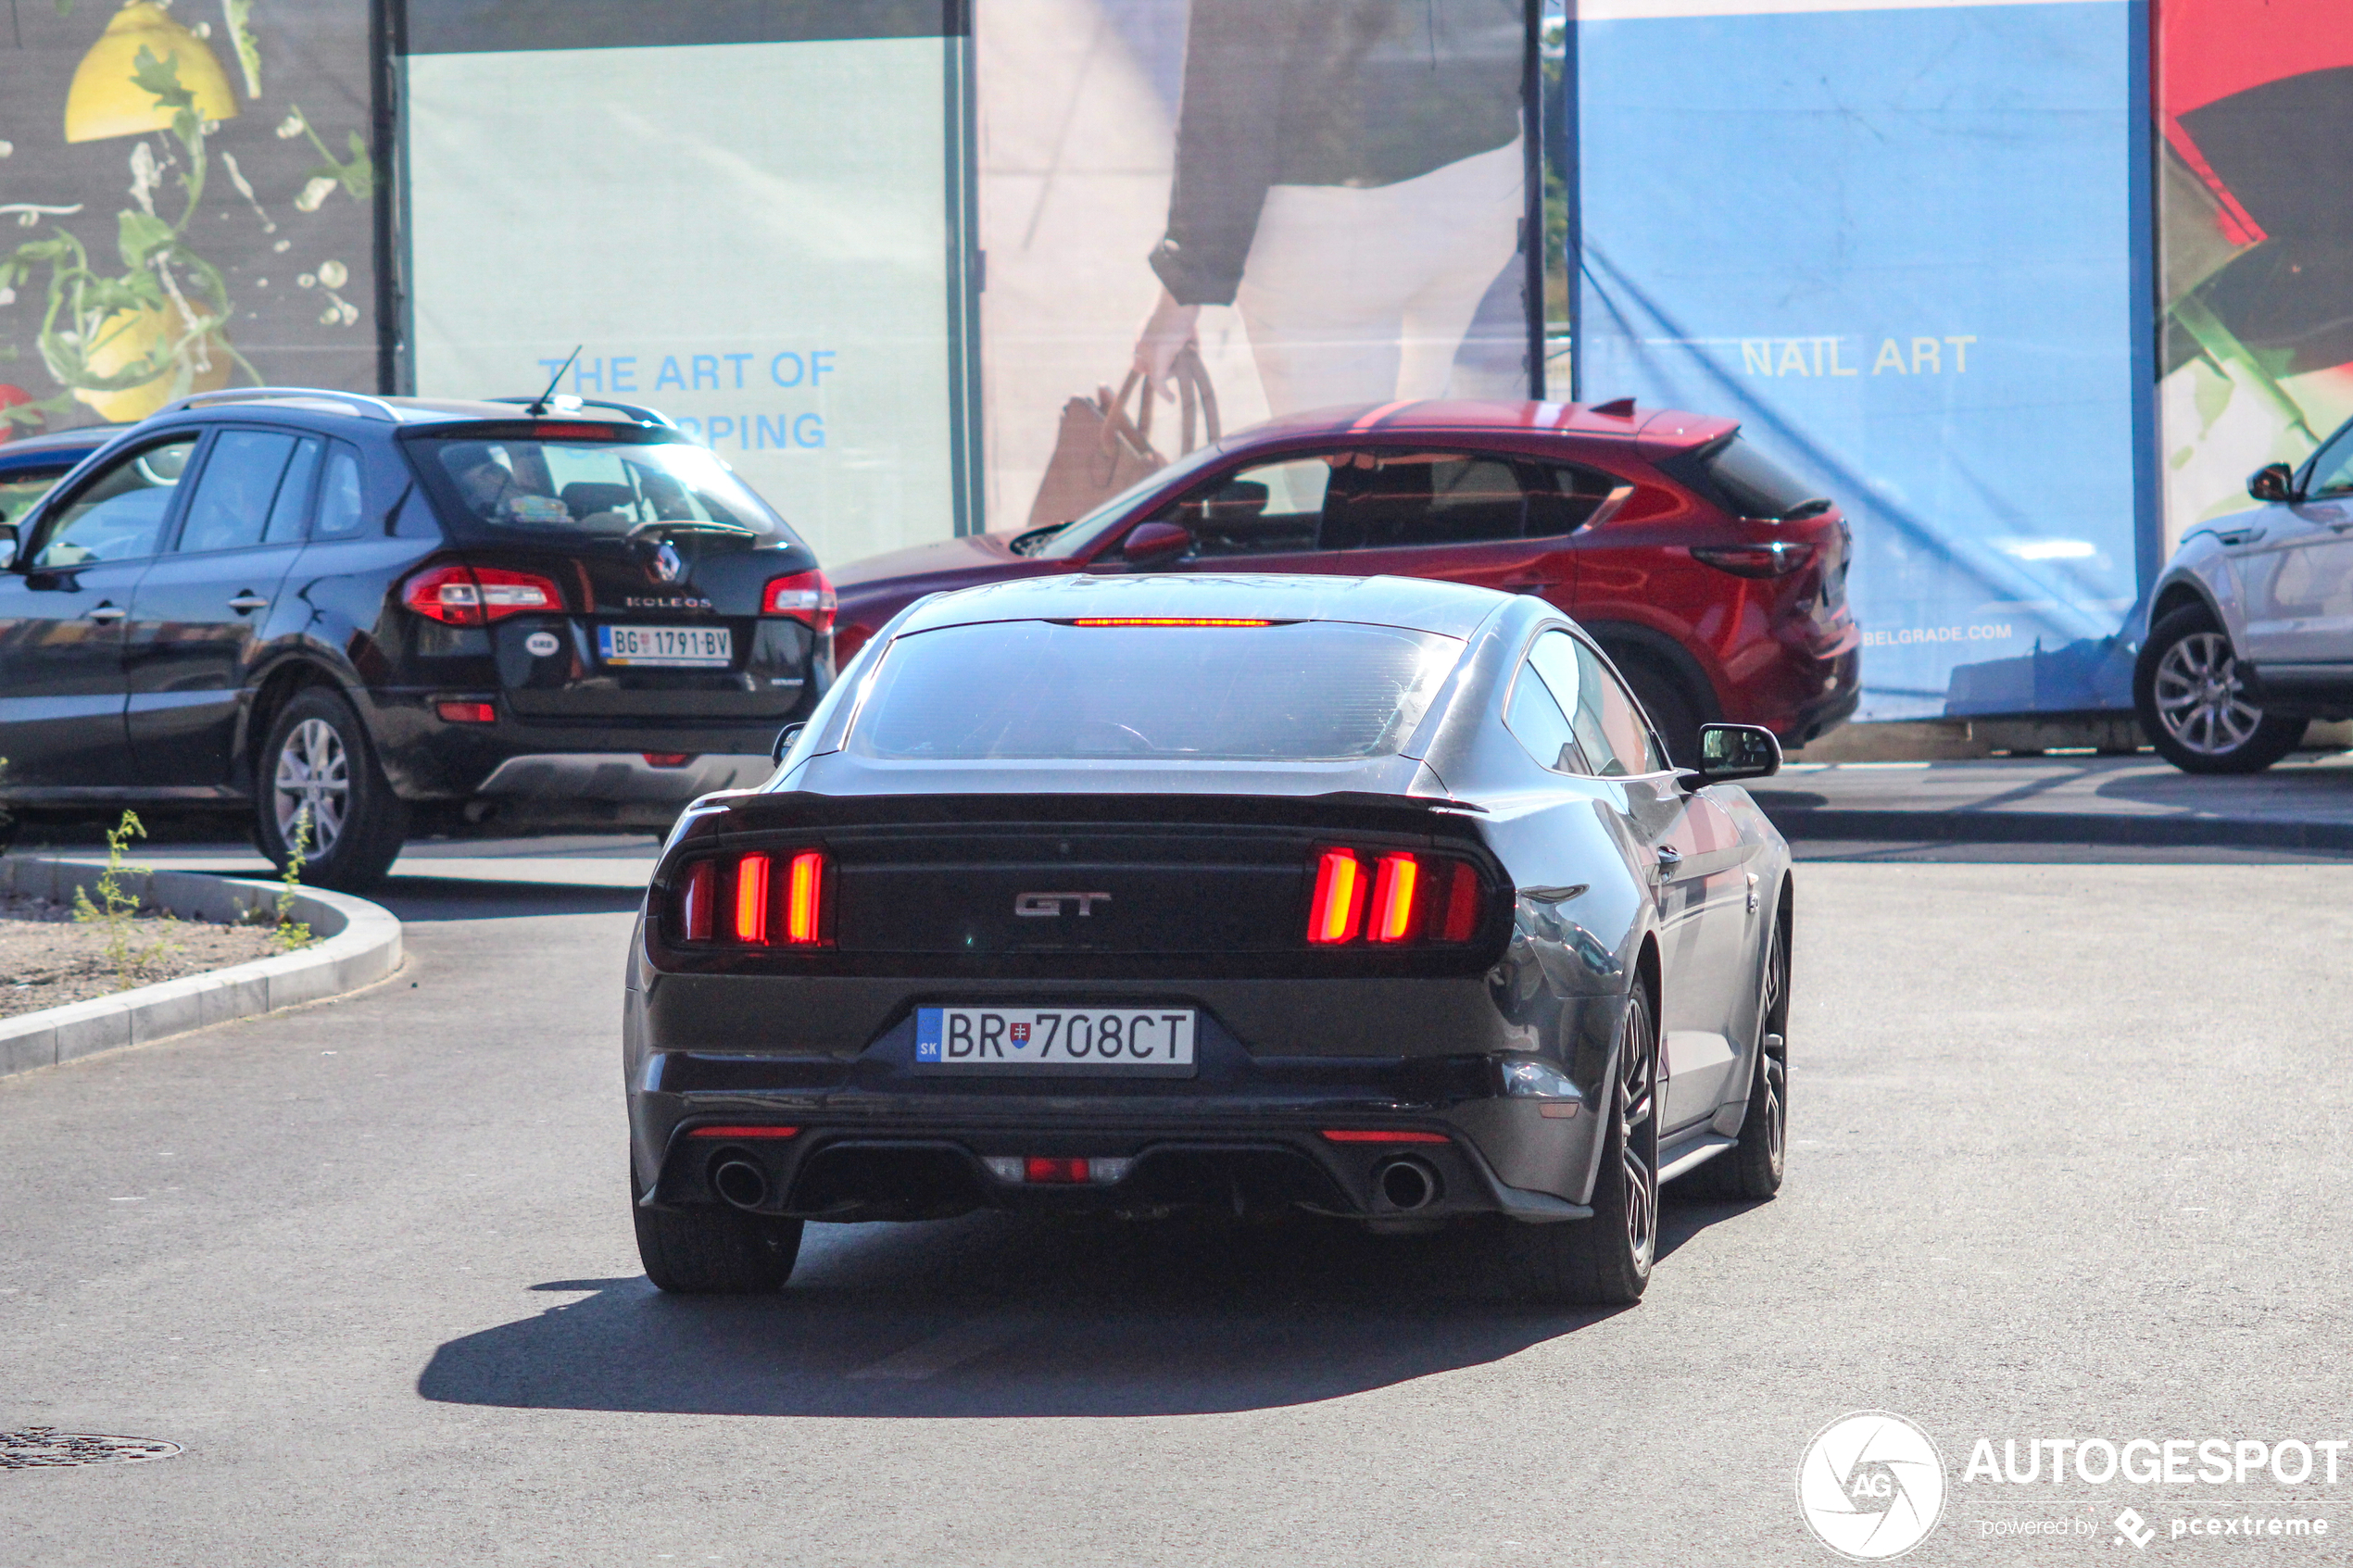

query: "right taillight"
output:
1307 848 1484 947
1689 541 1817 579
673 850 830 947
401 564 563 625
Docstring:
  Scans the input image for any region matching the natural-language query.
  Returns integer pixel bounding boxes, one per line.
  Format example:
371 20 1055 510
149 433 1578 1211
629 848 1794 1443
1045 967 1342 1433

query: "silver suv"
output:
2136 419 2353 773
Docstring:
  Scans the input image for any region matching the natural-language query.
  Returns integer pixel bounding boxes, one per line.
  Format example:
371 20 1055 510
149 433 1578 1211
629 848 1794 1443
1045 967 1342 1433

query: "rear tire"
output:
633 1186 803 1295
1713 911 1790 1200
1613 655 1703 771
1506 985 1659 1305
255 688 409 892
2134 606 2301 774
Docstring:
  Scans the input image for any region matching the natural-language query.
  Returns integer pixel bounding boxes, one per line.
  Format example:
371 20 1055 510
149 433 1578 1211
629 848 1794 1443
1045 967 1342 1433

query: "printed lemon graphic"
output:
64 2 239 144
73 304 232 421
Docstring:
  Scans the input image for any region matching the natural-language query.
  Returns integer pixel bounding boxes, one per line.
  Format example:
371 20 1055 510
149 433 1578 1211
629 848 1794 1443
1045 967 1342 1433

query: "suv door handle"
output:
227 593 271 613
84 602 126 623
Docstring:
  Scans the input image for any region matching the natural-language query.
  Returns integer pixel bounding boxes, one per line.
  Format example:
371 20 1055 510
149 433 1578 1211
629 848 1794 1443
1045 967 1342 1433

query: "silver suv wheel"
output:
272 717 349 856
2151 630 2260 756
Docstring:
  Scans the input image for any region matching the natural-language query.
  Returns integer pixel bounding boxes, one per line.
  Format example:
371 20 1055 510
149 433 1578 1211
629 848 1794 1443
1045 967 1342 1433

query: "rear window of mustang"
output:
850 619 1461 761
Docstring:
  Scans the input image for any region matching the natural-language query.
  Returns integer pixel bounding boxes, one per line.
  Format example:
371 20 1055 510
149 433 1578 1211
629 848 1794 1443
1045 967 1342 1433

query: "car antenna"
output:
526 346 582 416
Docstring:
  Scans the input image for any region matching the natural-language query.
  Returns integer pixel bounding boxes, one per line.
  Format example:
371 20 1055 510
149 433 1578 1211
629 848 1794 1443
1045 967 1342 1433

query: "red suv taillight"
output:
401 564 563 625
1306 848 1484 947
673 851 830 947
1689 541 1817 579
762 569 837 633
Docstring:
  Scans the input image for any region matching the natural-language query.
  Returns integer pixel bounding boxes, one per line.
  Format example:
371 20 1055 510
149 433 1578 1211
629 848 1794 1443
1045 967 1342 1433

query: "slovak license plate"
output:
913 1006 1198 1076
598 624 732 667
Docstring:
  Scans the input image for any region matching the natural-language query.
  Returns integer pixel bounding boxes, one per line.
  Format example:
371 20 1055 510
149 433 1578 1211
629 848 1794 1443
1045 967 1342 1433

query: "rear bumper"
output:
355 685 811 805
627 1005 1610 1224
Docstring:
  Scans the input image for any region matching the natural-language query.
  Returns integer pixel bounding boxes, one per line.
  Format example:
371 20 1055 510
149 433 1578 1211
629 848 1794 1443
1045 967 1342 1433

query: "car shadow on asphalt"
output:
417 1189 1751 1419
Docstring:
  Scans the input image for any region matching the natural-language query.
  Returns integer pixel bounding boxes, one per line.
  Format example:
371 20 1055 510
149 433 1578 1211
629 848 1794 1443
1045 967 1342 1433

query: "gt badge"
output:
1013 891 1112 918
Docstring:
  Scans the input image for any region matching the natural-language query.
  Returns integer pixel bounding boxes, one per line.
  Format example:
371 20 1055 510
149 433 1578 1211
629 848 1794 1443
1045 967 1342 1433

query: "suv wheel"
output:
256 688 409 892
1611 654 1702 771
2134 607 2302 774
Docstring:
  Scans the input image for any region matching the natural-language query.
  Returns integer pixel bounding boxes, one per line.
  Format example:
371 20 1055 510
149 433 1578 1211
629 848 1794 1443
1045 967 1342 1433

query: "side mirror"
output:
1693 722 1781 784
0 521 16 571
770 721 807 765
1121 520 1190 567
2248 462 2296 504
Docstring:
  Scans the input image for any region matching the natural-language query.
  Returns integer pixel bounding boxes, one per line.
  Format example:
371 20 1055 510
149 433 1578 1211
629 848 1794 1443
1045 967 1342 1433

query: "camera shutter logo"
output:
1797 1411 1945 1560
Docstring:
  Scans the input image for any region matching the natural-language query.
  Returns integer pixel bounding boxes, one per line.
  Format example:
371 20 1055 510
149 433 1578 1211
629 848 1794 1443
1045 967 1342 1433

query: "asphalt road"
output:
4 848 2350 1566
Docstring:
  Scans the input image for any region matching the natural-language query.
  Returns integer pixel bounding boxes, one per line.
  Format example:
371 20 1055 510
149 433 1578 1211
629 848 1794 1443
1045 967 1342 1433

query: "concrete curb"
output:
0 856 403 1080
1762 805 2353 852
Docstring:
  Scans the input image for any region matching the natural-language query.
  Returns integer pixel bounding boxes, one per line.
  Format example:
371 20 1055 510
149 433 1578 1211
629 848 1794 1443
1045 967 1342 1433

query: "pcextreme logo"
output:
1798 1411 1947 1561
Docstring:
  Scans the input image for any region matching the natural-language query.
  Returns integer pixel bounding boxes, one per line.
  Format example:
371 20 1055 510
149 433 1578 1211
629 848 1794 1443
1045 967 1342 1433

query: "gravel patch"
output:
0 892 284 1021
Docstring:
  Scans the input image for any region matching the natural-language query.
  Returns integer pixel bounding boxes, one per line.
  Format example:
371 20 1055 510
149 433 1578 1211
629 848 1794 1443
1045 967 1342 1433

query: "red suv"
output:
832 399 1858 762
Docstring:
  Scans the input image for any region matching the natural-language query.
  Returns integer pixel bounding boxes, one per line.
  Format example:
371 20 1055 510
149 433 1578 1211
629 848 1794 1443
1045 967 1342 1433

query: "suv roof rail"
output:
158 386 402 421
485 395 676 429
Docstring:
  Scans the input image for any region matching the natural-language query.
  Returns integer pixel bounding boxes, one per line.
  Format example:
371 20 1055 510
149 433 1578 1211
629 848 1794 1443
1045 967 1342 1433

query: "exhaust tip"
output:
1375 1157 1439 1212
711 1158 769 1210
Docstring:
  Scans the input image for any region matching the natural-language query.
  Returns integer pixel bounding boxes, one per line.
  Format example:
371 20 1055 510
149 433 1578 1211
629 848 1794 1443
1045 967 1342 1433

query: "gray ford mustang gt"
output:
623 573 1793 1305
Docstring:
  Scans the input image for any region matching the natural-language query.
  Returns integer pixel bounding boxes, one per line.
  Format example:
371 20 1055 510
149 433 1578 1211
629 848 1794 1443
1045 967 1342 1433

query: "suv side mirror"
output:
0 521 16 571
2248 462 2296 504
770 721 806 765
1121 520 1190 567
1694 722 1781 784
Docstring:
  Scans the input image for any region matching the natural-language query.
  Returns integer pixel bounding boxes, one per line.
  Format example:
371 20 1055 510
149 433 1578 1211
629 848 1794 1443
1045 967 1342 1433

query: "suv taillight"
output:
1305 848 1484 947
1689 541 1817 580
401 564 563 625
762 569 837 633
674 851 830 947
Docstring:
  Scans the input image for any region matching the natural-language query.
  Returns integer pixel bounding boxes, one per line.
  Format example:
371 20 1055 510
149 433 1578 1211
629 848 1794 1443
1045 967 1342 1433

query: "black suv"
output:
0 390 835 888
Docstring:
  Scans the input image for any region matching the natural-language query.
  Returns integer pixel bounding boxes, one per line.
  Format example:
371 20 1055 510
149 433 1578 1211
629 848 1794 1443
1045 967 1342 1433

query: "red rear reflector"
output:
1025 1156 1090 1184
1368 853 1420 944
435 700 497 724
1070 617 1271 627
642 752 692 768
784 851 825 946
678 860 714 941
1319 1130 1451 1145
686 1125 799 1139
734 853 771 944
1308 848 1366 945
761 569 837 633
1441 861 1482 944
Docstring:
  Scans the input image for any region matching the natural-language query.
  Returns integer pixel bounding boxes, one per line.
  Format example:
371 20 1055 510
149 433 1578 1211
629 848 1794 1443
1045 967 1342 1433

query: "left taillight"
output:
761 569 837 633
672 850 830 947
1305 848 1485 947
401 564 563 625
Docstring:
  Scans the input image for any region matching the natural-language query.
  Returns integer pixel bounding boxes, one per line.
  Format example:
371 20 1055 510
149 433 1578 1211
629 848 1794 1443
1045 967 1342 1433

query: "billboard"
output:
1575 0 2154 721
0 0 378 435
396 0 973 565
972 0 1540 535
2156 0 2353 554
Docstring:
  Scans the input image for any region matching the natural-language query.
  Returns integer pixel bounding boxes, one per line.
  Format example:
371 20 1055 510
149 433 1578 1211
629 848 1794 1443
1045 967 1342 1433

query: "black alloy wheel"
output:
2134 606 2302 774
1506 985 1660 1305
1712 910 1790 1199
255 688 410 893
